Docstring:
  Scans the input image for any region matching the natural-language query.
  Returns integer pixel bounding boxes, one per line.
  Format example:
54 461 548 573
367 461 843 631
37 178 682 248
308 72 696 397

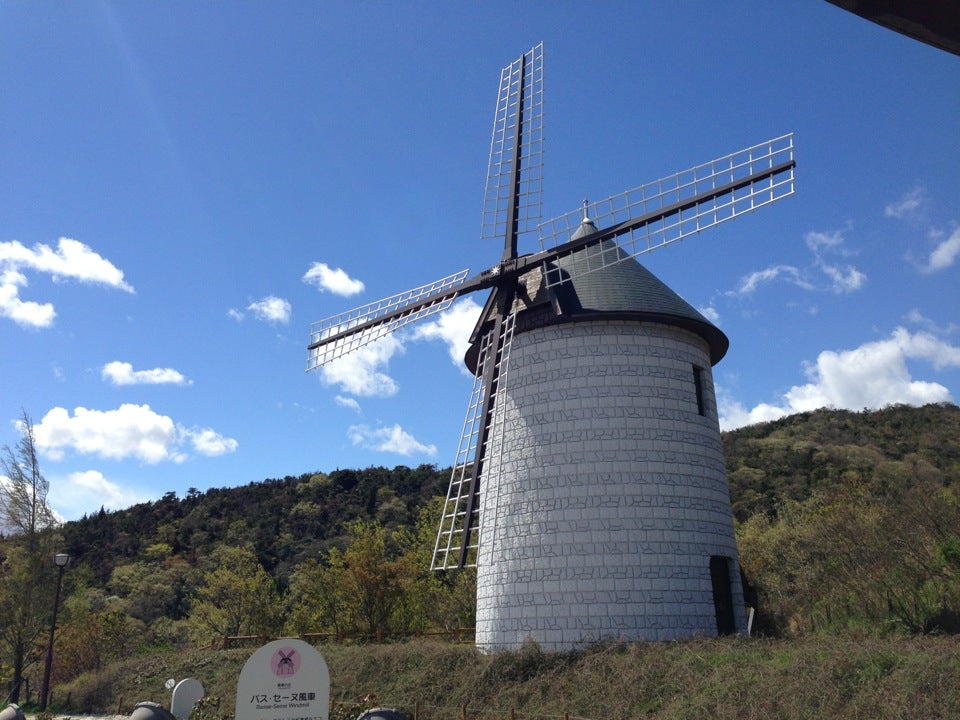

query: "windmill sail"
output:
431 306 516 570
481 42 544 253
306 269 471 370
430 44 543 569
532 134 795 286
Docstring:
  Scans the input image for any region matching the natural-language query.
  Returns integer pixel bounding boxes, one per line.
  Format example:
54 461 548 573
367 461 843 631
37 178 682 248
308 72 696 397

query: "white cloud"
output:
804 229 866 294
698 305 721 324
0 268 56 327
732 265 808 295
189 427 239 456
102 361 191 386
30 404 238 464
335 396 362 413
318 298 479 399
923 226 960 274
884 184 927 220
347 423 437 456
731 229 866 299
0 237 133 328
0 237 133 289
303 262 365 296
716 396 790 431
320 334 403 397
247 296 291 324
905 309 958 335
818 262 867 294
804 229 848 254
55 470 152 518
719 327 960 430
409 298 482 368
227 307 245 322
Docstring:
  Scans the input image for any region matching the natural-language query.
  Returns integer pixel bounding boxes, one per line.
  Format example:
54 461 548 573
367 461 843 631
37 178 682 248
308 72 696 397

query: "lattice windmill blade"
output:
481 42 544 259
306 269 472 370
431 330 491 570
530 134 795 287
430 44 544 569
431 305 517 570
308 44 544 376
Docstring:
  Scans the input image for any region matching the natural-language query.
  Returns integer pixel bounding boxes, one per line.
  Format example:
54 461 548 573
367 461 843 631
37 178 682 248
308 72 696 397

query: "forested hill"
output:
61 403 960 586
61 463 450 584
724 402 960 521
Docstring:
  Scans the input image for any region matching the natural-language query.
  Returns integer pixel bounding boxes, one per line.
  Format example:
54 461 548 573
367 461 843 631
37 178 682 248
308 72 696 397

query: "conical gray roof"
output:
544 237 729 364
464 227 729 373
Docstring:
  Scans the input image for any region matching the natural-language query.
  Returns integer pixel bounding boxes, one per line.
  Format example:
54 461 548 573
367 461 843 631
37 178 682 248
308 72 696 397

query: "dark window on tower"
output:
693 365 705 416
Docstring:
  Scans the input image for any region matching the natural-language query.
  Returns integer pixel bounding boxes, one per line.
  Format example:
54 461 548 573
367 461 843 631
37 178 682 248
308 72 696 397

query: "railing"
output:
219 627 475 650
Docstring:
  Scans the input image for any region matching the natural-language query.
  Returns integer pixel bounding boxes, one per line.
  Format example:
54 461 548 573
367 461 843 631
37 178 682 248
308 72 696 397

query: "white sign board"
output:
235 639 330 720
171 678 205 720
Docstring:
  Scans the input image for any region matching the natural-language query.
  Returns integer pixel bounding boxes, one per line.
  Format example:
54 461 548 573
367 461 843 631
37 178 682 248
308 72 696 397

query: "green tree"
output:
285 552 350 637
339 520 414 636
187 545 282 646
109 555 196 626
55 602 135 681
0 411 60 702
737 480 960 636
396 499 475 633
286 520 422 639
1 412 57 540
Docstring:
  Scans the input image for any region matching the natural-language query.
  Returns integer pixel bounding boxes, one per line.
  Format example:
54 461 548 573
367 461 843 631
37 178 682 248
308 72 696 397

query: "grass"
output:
50 634 960 720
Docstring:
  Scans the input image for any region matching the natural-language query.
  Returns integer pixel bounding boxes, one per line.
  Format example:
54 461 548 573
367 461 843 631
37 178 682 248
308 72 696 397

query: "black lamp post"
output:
38 552 70 712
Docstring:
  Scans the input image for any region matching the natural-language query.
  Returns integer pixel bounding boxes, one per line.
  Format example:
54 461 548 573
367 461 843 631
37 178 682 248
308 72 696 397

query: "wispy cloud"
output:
102 361 191 386
303 262 365 296
729 228 866 299
30 404 238 463
921 226 960 274
804 229 866 294
731 265 810 295
884 183 928 221
818 261 867 294
719 327 960 430
347 423 437 456
0 237 133 328
335 396 362 413
905 309 958 335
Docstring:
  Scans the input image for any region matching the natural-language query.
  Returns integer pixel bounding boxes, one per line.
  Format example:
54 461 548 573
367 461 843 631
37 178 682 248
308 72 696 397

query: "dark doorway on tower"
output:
710 556 737 635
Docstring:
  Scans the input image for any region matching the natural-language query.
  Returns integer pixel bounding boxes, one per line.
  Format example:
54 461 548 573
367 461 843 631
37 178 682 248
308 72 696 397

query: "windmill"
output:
307 43 795 650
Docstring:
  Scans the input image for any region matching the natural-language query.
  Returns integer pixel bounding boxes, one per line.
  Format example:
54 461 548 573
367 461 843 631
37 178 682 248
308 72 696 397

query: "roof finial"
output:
569 199 598 241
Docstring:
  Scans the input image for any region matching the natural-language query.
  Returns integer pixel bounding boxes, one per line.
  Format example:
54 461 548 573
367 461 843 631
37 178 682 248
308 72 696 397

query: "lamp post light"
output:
38 552 70 712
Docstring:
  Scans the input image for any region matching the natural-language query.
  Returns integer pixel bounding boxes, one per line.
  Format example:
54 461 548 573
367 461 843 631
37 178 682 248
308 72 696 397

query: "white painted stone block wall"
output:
474 319 746 650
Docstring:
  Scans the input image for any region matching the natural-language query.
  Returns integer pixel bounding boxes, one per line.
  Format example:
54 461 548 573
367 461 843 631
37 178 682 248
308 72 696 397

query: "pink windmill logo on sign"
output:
271 647 301 677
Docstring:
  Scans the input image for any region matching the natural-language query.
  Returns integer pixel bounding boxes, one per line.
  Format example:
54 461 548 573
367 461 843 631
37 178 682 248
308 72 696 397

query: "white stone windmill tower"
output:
307 43 795 650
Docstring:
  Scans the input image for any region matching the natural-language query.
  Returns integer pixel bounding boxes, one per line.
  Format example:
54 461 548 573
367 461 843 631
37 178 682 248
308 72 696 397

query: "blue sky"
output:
1 1 958 522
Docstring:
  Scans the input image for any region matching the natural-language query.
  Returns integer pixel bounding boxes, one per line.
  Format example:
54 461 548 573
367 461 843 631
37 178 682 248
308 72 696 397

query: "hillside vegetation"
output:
725 403 960 635
58 635 960 720
3 403 960 718
724 402 960 520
